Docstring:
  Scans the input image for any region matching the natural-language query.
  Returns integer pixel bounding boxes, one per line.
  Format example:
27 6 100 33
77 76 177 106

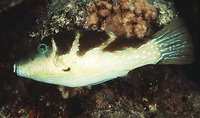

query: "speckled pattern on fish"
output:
13 19 194 87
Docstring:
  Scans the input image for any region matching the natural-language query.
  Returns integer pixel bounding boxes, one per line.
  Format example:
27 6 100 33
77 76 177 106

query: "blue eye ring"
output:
37 44 48 54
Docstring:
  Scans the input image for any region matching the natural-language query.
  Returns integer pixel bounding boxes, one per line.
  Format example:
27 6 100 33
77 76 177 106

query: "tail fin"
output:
152 18 194 64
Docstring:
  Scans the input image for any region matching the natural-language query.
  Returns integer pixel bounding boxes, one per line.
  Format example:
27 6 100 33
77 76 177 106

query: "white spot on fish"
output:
142 51 146 53
128 55 133 59
43 75 47 78
121 55 125 58
32 76 36 79
86 50 91 54
142 56 146 59
93 47 100 51
130 61 139 64
104 67 112 71
148 52 151 55
135 55 140 58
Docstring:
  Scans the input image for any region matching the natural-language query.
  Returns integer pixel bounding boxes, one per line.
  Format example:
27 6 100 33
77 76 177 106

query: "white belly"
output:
56 41 159 87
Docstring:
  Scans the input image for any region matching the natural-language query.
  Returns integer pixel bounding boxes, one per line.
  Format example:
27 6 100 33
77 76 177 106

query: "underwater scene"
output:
0 0 199 117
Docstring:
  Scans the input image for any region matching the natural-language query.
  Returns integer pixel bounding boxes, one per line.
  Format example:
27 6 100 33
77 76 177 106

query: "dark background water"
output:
173 0 199 86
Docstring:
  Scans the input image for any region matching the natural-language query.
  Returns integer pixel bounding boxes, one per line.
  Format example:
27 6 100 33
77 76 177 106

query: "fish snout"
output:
13 63 18 75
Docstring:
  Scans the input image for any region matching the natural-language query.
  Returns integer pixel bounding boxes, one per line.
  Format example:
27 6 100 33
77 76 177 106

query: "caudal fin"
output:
152 18 194 64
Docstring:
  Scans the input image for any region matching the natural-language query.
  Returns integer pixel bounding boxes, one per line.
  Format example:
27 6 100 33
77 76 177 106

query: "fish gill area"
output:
0 0 199 118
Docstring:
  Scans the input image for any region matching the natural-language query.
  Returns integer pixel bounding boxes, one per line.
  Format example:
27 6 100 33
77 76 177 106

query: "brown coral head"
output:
84 12 100 30
85 0 157 39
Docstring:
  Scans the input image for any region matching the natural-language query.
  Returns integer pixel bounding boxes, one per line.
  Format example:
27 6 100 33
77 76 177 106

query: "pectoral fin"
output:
51 38 71 71
54 56 71 71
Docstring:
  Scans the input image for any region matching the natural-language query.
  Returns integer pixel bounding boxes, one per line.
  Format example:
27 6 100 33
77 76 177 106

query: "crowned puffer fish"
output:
13 19 194 87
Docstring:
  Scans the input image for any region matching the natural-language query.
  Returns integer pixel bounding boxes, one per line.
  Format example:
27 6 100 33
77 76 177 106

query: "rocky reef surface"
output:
0 0 199 117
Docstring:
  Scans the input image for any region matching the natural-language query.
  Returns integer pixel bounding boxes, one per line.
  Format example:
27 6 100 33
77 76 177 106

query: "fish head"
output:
13 31 88 87
13 37 59 82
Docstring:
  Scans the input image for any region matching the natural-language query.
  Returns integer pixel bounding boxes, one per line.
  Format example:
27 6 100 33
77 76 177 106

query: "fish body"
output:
13 19 193 87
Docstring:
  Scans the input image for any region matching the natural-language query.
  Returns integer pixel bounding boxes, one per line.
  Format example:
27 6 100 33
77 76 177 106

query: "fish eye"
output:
37 44 48 54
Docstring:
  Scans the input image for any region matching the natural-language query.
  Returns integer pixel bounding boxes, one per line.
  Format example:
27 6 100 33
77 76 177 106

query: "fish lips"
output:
13 63 19 76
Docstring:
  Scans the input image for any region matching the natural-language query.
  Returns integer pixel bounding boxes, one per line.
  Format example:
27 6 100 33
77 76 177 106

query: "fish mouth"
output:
13 63 18 76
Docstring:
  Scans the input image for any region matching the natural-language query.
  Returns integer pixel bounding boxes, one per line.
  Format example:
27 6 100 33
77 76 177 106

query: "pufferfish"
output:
13 19 194 87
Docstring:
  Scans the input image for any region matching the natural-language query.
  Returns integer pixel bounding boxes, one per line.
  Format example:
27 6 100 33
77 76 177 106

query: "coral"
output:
153 0 178 26
85 0 157 39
